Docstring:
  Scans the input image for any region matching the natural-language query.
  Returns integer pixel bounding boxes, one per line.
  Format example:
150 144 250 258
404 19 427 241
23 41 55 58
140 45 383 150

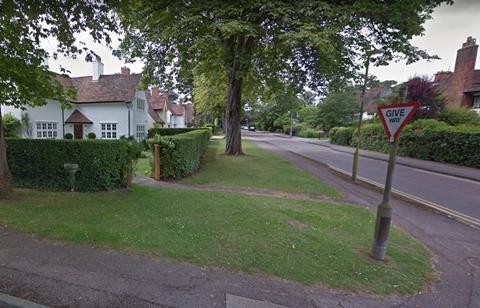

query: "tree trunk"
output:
223 35 254 155
225 67 243 155
0 106 12 198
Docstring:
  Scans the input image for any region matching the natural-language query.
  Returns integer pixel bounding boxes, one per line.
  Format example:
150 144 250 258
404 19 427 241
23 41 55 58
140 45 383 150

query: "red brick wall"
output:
445 38 478 108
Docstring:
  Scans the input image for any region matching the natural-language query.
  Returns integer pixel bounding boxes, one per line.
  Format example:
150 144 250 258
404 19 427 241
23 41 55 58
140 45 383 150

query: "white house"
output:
147 87 193 128
1 55 149 140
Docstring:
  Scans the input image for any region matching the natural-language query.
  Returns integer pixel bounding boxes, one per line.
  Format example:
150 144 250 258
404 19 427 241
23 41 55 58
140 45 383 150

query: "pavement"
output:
255 132 480 221
0 132 479 307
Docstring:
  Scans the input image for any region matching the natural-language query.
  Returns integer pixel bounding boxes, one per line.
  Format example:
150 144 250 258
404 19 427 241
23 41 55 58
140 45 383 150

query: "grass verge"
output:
0 186 433 295
182 139 339 196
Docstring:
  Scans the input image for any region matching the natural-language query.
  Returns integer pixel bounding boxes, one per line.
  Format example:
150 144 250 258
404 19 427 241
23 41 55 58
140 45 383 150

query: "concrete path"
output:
249 131 480 221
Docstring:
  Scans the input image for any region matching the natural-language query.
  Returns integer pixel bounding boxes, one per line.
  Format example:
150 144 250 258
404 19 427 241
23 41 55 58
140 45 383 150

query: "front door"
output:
74 124 83 139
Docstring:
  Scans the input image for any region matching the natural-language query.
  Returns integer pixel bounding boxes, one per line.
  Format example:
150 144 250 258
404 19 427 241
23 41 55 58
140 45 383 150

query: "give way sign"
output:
378 102 420 142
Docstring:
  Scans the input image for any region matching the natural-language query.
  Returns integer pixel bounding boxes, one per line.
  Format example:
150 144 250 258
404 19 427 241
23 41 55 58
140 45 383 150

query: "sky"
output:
43 0 480 84
370 0 480 82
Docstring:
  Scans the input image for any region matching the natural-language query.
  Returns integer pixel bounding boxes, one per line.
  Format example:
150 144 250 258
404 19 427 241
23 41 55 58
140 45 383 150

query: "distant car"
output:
241 126 248 130
248 125 256 131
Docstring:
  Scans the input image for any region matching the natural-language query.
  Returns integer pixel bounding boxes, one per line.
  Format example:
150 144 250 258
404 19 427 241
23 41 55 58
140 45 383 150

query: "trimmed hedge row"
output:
330 121 480 168
147 127 211 138
149 129 212 178
6 138 131 191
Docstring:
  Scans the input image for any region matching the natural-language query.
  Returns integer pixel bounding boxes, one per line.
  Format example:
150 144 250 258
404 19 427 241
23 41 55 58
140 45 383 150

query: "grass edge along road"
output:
181 139 340 197
0 186 434 295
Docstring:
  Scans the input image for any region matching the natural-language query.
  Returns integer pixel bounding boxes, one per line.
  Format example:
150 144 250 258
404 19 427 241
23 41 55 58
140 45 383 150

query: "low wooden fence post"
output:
154 144 161 181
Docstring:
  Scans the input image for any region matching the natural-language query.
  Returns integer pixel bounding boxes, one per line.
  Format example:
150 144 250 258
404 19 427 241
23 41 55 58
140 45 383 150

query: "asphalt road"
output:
245 131 480 221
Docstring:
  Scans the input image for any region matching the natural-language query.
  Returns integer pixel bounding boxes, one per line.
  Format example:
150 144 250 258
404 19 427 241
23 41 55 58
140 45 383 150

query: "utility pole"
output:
352 53 371 182
289 111 293 137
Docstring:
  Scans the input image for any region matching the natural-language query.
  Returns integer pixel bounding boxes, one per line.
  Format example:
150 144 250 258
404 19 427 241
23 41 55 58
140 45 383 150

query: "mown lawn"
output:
182 139 339 196
0 186 433 295
135 151 152 177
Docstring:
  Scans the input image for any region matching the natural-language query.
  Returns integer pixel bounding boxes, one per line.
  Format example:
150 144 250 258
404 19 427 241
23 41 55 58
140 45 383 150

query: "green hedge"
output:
6 138 130 191
147 127 211 138
297 128 319 138
330 127 355 146
149 129 212 178
330 121 480 168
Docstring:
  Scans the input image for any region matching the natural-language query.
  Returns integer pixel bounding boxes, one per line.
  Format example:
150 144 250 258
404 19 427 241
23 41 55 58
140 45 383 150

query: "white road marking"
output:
413 168 480 185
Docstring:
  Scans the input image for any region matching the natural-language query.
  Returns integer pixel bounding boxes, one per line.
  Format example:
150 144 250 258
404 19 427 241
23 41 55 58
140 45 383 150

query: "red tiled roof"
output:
52 72 142 103
65 110 93 124
149 91 168 110
70 73 142 103
168 102 185 116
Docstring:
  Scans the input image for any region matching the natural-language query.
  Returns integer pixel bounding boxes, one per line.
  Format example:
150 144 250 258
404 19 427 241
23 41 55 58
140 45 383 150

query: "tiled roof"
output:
148 109 164 124
70 73 142 103
65 110 93 124
149 91 168 110
168 103 185 116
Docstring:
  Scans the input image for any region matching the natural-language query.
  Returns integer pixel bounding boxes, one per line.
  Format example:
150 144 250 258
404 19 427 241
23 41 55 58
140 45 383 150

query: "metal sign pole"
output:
371 138 399 260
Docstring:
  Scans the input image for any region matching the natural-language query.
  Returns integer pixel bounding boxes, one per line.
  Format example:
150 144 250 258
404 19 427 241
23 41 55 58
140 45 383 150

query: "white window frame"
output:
35 121 58 139
473 96 480 109
137 98 145 111
100 122 118 139
136 124 146 139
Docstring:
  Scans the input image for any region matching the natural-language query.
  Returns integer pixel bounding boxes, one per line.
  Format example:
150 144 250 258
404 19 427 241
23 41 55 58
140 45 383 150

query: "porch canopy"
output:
65 110 93 124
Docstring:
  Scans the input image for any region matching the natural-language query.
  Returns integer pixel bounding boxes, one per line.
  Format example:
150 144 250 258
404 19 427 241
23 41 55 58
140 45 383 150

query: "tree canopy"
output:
118 0 450 154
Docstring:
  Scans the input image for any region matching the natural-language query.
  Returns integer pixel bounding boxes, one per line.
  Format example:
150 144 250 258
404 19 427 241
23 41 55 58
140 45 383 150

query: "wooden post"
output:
154 144 161 181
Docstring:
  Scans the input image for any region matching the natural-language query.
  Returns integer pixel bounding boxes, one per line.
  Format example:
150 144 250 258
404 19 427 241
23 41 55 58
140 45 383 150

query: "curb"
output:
308 141 480 183
261 140 480 230
0 293 48 308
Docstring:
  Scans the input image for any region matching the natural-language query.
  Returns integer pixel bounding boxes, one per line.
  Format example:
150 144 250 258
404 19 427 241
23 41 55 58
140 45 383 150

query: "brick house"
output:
434 37 480 111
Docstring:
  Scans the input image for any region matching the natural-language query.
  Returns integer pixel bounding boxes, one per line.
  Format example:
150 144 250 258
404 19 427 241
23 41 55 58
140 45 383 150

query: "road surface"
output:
245 131 480 221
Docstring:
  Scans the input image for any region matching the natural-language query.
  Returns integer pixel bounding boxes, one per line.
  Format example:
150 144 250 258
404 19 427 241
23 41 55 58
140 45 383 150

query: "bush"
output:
440 107 480 126
147 127 211 138
6 138 132 191
148 129 212 178
297 128 318 138
330 121 480 168
330 127 355 146
65 133 73 139
87 132 96 139
2 114 21 137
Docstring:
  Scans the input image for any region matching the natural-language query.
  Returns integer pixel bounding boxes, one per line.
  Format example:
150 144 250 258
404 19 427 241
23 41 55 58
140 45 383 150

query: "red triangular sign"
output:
378 102 420 142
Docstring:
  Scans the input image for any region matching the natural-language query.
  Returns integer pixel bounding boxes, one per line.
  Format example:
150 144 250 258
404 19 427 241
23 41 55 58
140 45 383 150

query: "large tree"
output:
118 1 448 154
0 1 117 197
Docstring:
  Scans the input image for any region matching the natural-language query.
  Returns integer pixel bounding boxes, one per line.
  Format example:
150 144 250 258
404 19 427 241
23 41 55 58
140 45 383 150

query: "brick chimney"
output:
151 86 159 97
92 53 104 81
434 71 452 83
449 37 478 107
121 66 130 75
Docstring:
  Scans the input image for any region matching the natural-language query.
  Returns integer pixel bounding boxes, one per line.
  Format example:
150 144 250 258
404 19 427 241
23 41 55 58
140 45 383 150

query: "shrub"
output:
2 114 21 137
297 128 318 138
65 133 73 139
440 107 480 126
147 127 211 138
6 138 131 191
330 120 480 168
87 132 96 139
330 126 355 146
148 129 212 178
